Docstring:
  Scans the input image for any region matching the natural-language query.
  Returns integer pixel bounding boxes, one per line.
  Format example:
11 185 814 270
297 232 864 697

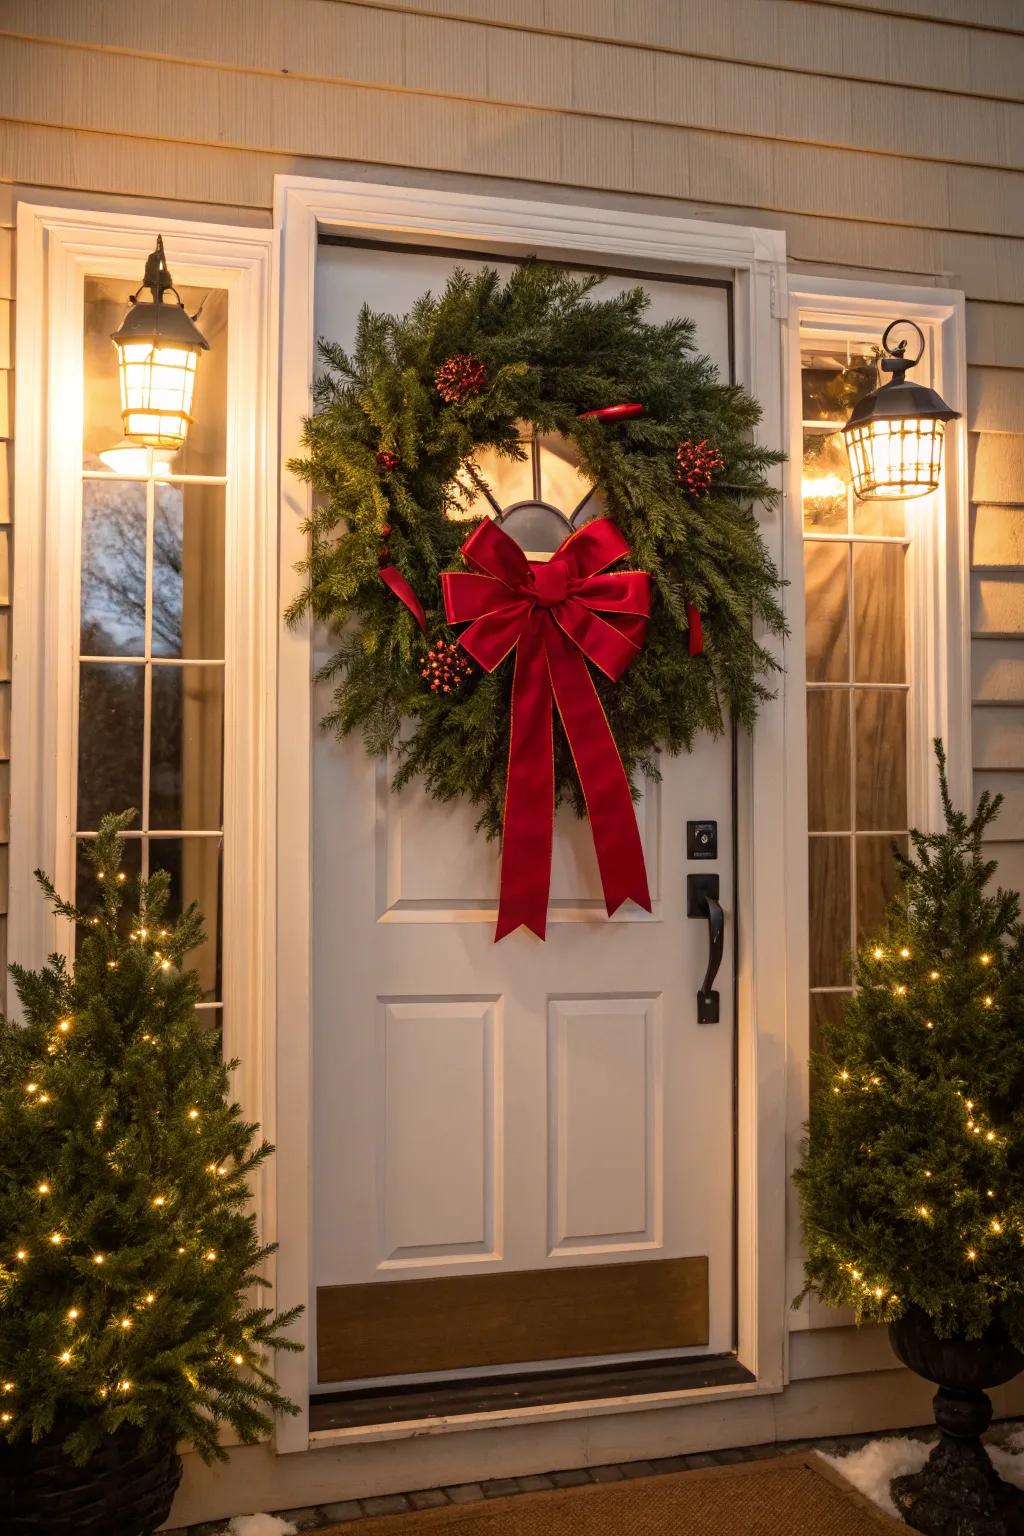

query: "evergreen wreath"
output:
288 264 785 837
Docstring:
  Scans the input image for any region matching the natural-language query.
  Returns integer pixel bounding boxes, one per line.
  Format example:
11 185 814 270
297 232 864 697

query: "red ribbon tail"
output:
547 630 651 919
495 623 554 942
687 605 704 657
380 565 426 632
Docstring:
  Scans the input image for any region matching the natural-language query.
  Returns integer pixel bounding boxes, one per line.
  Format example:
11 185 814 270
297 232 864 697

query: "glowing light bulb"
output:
49 1232 64 1246
992 1219 1004 1234
929 970 940 981
899 947 911 959
923 1170 932 1179
839 1069 850 1081
116 872 126 884
203 1249 217 1262
988 1190 995 1198
120 1318 132 1330
37 1182 51 1196
144 1293 156 1305
966 1101 974 1110
38 1093 50 1105
1 1383 14 1394
873 1287 884 1299
917 1205 931 1219
57 1018 72 1034
92 1253 105 1265
25 1083 37 1095
925 1021 934 1030
1 1413 12 1425
983 996 994 1008
967 1249 977 1260
152 1196 167 1208
232 1353 244 1366
117 1379 132 1393
95 1118 104 1131
177 1246 186 1255
981 954 992 966
986 1131 996 1143
872 947 884 961
59 1350 72 1365
188 1108 200 1120
15 1250 28 1262
67 1308 80 1321
894 984 907 997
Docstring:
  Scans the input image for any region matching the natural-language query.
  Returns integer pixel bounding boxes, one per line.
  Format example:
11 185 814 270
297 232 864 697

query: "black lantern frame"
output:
842 319 960 502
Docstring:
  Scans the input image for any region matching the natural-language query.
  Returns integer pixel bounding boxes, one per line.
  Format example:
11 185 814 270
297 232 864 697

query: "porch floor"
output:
166 1419 1024 1534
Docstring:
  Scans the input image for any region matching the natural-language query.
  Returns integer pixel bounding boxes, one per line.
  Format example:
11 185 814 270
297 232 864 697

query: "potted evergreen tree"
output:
795 744 1024 1536
0 814 301 1536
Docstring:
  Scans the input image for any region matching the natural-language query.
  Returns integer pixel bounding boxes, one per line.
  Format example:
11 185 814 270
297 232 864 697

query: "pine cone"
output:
435 353 487 404
675 438 724 497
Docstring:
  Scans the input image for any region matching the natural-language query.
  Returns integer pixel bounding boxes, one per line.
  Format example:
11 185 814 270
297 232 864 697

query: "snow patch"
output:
227 1517 297 1536
819 1438 932 1519
821 1435 1024 1521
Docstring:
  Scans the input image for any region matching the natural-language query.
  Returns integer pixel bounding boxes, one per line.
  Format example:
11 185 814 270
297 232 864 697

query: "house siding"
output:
2 0 1024 1474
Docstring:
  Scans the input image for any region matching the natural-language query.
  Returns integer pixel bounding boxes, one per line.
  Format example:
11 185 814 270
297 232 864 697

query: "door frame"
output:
274 174 793 1451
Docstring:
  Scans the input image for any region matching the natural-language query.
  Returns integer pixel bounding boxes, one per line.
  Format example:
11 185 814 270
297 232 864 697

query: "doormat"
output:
316 1454 905 1535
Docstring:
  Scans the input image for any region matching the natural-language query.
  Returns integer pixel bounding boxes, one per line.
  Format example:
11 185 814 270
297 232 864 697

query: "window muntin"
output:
76 276 228 1019
801 333 913 1049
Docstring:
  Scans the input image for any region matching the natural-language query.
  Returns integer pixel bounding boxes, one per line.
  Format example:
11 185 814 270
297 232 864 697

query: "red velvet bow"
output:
442 518 653 940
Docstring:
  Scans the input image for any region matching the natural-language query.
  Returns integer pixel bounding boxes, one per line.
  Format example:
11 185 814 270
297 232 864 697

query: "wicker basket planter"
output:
0 1424 182 1536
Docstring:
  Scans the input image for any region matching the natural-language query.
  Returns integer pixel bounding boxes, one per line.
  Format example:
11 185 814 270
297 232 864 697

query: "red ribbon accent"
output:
442 519 652 941
687 604 703 657
576 403 644 422
379 565 426 632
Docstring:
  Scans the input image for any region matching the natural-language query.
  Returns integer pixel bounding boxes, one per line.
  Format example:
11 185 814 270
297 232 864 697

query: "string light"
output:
917 1205 931 1219
49 1232 65 1246
925 1021 934 1030
872 947 884 961
58 1350 73 1365
57 1018 72 1034
95 1118 104 1131
203 1249 218 1262
37 1182 51 1196
120 1318 133 1330
25 1083 38 1095
894 984 908 997
14 1250 28 1263
967 1248 977 1260
983 996 994 1008
152 1195 167 1208
67 1307 80 1321
144 1293 156 1306
929 971 940 981
980 954 992 967
117 1379 132 1393
37 1093 50 1105
922 1170 932 1179
92 1253 105 1266
1 1413 12 1425
232 1353 244 1366
991 1219 1004 1234
188 1108 200 1121
2 1383 14 1394
986 1131 996 1143
899 947 911 959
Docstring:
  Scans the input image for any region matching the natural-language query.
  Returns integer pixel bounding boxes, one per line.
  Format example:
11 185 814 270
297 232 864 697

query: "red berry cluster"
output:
675 438 724 498
434 352 487 404
420 638 473 694
376 449 399 471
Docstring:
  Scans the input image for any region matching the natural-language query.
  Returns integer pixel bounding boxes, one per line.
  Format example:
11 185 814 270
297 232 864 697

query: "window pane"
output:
856 835 908 946
807 690 850 831
808 837 851 987
855 691 908 831
853 544 906 684
80 482 148 656
536 433 594 517
853 497 905 538
458 443 533 516
801 349 877 423
804 543 849 683
149 837 223 1001
150 665 225 831
172 288 227 479
152 484 225 659
802 428 849 531
77 663 144 829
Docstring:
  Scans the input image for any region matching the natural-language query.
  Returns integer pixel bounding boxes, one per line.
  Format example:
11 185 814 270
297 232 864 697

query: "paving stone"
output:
618 1460 656 1478
319 1499 365 1521
647 1455 689 1474
445 1483 485 1504
408 1490 449 1510
681 1452 719 1470
587 1464 625 1482
480 1477 522 1498
515 1474 555 1492
361 1494 412 1517
550 1468 591 1488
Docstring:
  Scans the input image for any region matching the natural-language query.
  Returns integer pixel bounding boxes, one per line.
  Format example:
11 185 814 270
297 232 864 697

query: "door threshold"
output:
310 1354 755 1436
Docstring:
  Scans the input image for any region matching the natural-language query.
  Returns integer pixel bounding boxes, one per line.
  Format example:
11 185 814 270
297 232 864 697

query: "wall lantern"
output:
842 320 960 501
111 235 208 451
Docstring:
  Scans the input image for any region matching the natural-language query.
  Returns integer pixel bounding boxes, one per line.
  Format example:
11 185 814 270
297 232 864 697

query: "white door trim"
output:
274 174 792 1451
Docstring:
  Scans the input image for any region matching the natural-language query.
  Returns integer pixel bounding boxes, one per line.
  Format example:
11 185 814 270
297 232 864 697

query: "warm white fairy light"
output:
872 947 884 961
152 1195 167 1208
203 1249 218 1262
117 1379 132 1393
120 1317 133 1330
917 1205 931 1219
986 1131 997 1143
188 1108 200 1121
899 947 911 959
57 1018 72 1034
1 1413 12 1425
925 1021 934 1030
25 1083 38 1095
980 954 992 967
95 1118 104 1131
967 1248 977 1260
144 1293 156 1305
922 1170 932 1179
37 1182 51 1196
58 1350 73 1365
49 1232 65 1246
92 1253 105 1266
38 1092 50 1105
991 1219 1004 1234
983 995 994 1008
929 970 940 981
894 984 908 997
14 1250 28 1263
2 1383 14 1394
232 1353 244 1366
67 1307 80 1321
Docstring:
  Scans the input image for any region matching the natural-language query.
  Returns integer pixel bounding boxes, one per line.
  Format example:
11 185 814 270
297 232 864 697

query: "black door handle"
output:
687 873 725 1024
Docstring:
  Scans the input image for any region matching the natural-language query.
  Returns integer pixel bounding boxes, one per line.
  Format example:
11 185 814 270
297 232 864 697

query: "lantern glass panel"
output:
845 416 945 501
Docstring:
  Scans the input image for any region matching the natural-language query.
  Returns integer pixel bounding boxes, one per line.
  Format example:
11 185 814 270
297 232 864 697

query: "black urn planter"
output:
0 1423 182 1536
889 1308 1024 1536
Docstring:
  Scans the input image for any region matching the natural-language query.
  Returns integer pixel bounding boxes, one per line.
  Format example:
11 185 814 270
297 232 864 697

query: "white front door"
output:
311 240 736 1389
